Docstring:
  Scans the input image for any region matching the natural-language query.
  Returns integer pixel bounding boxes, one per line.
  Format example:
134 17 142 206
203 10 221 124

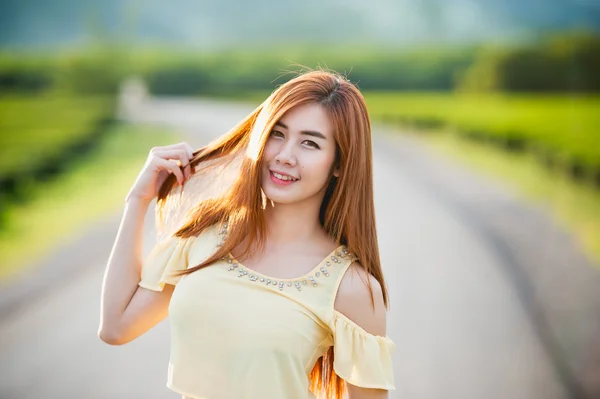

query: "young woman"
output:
99 70 396 399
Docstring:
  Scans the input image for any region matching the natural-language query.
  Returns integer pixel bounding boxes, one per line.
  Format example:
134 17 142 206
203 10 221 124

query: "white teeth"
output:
273 172 296 181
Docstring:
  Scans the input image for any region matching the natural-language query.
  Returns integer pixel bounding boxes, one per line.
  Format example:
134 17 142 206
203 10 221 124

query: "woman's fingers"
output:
181 142 195 160
182 163 193 180
176 142 196 178
165 142 194 161
154 158 185 185
151 147 190 164
146 141 197 185
127 142 196 201
181 142 194 179
151 148 192 179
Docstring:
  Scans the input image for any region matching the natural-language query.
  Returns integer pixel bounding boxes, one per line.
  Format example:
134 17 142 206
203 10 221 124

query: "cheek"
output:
262 141 279 163
300 151 336 180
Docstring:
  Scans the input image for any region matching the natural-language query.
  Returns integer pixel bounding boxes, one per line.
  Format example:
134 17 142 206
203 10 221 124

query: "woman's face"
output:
261 102 338 206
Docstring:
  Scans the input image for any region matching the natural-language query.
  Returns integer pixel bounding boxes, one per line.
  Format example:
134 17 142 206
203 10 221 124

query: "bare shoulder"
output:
333 262 387 337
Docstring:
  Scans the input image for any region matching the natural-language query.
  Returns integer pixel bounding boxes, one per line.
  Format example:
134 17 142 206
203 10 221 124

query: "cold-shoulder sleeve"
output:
332 310 396 390
138 235 196 291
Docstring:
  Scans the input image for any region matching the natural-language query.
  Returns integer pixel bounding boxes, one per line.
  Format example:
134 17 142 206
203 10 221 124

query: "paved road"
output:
0 97 568 399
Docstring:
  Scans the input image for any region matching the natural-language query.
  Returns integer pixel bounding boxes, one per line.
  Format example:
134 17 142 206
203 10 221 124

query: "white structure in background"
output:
118 76 148 120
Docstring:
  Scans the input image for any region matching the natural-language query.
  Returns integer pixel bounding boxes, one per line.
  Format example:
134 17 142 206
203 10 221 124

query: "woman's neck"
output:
263 200 325 247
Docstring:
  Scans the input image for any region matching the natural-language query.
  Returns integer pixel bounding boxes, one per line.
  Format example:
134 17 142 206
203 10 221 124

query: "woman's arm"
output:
334 263 390 399
98 142 194 345
98 197 176 345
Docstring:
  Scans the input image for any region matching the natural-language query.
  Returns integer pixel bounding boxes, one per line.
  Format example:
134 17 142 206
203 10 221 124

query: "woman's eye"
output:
270 130 284 138
303 140 320 149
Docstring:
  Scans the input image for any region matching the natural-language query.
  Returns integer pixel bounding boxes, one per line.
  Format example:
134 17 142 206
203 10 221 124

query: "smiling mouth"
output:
270 170 298 182
269 170 299 185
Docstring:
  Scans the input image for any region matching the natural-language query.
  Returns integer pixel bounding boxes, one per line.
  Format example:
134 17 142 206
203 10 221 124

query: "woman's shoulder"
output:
333 262 387 337
329 262 396 391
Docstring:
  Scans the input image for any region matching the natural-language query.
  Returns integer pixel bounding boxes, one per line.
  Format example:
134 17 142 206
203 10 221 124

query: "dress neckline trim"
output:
217 221 355 291
227 244 348 283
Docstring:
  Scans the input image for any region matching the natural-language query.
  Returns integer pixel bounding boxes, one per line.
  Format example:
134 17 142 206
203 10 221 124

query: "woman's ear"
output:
333 167 340 178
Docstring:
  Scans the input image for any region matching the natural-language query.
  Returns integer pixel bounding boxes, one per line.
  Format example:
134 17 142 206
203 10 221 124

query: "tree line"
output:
1 31 598 95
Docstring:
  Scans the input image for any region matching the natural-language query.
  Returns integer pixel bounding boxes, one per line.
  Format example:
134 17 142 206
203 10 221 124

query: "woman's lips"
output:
269 170 298 186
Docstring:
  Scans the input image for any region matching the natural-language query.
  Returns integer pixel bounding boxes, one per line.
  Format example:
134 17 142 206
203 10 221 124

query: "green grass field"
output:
0 123 180 281
364 92 600 177
0 93 115 177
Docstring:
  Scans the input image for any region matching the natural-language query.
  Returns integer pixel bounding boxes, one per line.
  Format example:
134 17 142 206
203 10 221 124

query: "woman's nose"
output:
275 142 297 166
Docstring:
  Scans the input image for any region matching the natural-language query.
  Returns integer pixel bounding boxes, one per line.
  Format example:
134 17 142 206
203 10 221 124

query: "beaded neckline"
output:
217 222 354 292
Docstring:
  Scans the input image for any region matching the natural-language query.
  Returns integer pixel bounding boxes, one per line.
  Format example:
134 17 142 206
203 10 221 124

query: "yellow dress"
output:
139 223 396 399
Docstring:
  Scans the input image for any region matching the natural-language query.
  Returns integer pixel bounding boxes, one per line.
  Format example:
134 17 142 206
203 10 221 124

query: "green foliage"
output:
137 32 600 95
0 94 114 205
146 63 211 95
0 48 131 95
3 30 598 96
53 48 130 95
0 54 55 92
365 92 600 179
458 31 600 92
549 32 600 91
137 47 476 95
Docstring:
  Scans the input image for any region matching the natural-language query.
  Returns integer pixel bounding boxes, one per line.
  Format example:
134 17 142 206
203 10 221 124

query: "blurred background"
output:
0 1 599 398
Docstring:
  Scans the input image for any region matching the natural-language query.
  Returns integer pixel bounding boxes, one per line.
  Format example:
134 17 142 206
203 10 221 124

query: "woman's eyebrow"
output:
301 130 327 140
274 121 327 140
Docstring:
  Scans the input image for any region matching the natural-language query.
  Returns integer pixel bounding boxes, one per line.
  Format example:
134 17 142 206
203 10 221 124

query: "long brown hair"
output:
157 69 388 398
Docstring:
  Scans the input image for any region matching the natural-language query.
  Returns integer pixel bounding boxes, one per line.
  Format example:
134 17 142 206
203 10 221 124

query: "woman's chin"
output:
262 187 304 205
264 194 299 205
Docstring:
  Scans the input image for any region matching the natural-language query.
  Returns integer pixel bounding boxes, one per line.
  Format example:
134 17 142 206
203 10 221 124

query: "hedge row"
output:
1 31 597 96
0 94 115 206
458 32 600 92
365 92 600 185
